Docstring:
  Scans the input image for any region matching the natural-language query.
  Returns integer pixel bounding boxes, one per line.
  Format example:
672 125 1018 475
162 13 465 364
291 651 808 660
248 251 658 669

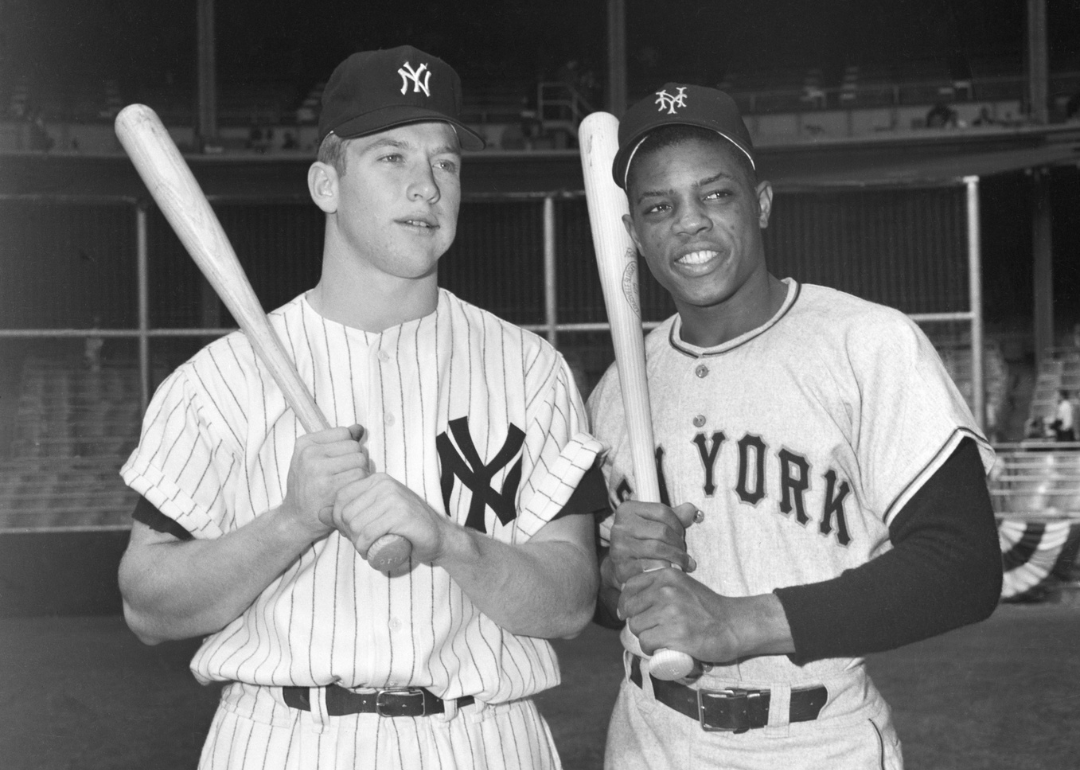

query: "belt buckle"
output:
375 688 426 718
696 688 752 733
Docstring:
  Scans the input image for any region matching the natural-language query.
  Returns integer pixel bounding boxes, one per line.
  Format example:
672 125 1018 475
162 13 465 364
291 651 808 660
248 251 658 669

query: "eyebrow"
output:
361 136 461 157
634 171 735 205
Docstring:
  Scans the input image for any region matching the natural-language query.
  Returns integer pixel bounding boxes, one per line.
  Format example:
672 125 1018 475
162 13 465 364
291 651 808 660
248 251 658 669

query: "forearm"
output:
775 438 1001 663
434 516 599 639
594 550 623 628
118 508 319 644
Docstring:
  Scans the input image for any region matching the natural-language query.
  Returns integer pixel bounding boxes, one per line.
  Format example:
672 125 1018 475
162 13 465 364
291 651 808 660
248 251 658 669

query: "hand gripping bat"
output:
115 104 411 573
580 111 701 682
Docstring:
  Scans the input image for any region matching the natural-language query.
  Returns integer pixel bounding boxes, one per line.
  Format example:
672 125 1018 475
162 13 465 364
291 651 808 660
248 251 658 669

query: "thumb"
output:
671 502 702 530
348 423 365 442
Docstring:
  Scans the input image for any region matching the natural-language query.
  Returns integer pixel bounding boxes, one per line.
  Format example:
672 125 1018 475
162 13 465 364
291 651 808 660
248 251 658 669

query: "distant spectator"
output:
1051 390 1076 443
281 131 298 150
925 102 958 129
28 109 54 151
973 106 997 127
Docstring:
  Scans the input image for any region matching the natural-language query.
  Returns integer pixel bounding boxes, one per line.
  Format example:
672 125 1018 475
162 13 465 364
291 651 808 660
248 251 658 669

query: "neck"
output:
677 272 788 348
309 249 439 333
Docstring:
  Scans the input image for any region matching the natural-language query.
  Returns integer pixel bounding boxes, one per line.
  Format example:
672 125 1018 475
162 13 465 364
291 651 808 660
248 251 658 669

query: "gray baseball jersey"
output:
122 288 601 769
588 280 992 766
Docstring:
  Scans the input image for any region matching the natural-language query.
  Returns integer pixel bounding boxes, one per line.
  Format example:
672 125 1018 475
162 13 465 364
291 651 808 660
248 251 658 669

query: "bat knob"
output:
367 534 413 573
648 649 702 682
620 622 702 681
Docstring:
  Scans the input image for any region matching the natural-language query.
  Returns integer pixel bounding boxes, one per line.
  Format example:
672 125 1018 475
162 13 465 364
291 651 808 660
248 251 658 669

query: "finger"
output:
302 425 363 445
347 423 365 442
671 502 703 529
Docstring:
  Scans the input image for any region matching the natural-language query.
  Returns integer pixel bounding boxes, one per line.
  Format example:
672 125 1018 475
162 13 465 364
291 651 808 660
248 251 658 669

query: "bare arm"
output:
336 474 599 639
118 509 323 645
118 425 366 645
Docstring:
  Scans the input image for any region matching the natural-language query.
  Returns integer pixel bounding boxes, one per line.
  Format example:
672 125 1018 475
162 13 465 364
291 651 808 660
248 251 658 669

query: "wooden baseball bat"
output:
115 104 411 573
580 111 699 681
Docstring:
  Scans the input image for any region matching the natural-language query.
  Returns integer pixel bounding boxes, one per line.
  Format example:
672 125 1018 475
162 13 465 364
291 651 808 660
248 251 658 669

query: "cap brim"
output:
327 105 485 151
613 121 754 189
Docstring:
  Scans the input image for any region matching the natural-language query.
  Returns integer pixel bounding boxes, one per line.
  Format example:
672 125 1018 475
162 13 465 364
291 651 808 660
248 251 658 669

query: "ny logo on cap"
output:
398 62 432 96
655 87 687 115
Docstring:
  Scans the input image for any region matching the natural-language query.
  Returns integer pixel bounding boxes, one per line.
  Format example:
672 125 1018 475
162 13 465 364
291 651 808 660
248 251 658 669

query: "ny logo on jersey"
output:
398 62 432 96
436 417 525 534
655 87 687 115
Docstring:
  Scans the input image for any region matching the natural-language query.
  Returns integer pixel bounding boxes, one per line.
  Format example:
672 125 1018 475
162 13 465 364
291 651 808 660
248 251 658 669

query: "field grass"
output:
2 601 1078 769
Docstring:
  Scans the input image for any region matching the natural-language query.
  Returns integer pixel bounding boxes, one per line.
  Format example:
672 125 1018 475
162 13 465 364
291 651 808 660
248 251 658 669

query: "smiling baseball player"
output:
588 84 1002 769
117 46 605 770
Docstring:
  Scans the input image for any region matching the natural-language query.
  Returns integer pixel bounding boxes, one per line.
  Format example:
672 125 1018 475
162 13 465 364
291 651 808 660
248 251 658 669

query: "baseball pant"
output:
604 657 903 770
198 682 564 770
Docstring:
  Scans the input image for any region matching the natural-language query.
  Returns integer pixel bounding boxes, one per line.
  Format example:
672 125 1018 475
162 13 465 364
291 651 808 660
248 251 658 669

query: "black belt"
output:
630 656 827 733
283 684 475 718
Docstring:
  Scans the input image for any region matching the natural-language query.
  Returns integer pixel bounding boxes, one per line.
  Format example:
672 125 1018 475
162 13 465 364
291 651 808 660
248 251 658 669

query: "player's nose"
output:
406 162 441 203
673 199 711 236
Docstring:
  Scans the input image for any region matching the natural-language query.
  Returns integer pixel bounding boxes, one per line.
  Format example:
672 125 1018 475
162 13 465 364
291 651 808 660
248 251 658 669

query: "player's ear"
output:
755 180 774 229
622 213 644 254
308 161 339 214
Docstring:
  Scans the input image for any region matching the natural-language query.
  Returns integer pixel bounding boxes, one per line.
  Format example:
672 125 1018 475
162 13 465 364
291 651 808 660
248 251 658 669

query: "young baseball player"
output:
588 85 1003 769
117 46 606 770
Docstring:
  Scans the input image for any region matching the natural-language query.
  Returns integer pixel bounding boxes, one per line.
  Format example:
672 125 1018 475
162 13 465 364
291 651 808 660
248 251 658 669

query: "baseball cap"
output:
613 83 754 189
318 45 485 151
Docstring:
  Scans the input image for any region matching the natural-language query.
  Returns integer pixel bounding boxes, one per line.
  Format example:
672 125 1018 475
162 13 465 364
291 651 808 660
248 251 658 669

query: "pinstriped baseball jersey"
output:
121 288 601 703
588 280 993 688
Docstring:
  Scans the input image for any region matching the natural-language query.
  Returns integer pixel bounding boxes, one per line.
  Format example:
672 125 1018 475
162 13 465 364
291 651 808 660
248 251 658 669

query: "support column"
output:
607 0 627 116
196 0 218 150
1033 168 1054 367
1026 0 1048 124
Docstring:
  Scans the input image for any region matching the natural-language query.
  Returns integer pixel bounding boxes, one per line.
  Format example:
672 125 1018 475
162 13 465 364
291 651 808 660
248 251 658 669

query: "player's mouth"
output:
398 216 439 230
674 248 724 274
677 249 719 266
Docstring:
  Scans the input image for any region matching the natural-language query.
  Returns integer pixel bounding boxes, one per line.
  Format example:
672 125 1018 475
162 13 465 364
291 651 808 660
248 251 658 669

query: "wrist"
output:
732 593 795 658
268 501 326 550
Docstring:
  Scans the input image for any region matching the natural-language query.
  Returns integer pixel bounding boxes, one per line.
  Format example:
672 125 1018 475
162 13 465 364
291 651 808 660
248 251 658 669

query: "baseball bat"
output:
580 112 699 682
115 104 411 573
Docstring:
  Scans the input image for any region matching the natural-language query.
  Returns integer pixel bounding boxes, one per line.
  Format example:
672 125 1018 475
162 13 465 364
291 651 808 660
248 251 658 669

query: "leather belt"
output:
630 656 827 733
283 684 475 718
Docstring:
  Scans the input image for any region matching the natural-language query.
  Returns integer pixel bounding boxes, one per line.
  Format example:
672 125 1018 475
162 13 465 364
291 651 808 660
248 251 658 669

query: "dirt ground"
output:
2 600 1078 769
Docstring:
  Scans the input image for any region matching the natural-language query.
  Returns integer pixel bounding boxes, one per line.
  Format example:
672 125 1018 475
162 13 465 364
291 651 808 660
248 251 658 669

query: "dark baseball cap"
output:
613 83 754 189
318 45 485 151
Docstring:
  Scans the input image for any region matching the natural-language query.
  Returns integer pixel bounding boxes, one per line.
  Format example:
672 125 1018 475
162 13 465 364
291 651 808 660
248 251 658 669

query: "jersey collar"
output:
668 278 801 359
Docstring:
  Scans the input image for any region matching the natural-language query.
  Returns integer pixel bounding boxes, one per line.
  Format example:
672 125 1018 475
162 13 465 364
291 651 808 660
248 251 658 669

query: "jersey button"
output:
695 364 709 378
693 415 706 428
384 413 396 426
389 618 401 632
378 351 391 363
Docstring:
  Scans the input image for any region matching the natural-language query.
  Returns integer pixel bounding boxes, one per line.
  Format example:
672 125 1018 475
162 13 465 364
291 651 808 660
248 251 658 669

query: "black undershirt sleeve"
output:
774 437 1003 665
132 496 194 541
553 463 610 520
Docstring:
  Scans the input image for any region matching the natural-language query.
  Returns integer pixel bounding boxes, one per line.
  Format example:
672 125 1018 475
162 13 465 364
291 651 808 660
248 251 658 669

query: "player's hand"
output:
618 568 741 664
332 473 450 564
280 424 369 542
607 501 700 586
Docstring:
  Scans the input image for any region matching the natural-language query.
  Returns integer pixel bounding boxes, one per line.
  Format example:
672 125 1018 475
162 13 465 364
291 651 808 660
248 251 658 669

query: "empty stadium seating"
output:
0 356 154 531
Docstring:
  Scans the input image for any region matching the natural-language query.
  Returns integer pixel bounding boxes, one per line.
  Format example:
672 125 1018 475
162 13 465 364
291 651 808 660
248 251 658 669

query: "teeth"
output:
679 250 717 265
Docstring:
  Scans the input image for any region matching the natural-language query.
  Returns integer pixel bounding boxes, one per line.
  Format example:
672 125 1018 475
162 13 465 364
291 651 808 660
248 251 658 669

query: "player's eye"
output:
704 188 733 201
380 153 404 163
434 158 459 174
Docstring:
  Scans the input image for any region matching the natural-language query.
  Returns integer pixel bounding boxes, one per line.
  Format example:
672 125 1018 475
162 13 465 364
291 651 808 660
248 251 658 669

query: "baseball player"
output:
587 84 1003 769
117 46 606 770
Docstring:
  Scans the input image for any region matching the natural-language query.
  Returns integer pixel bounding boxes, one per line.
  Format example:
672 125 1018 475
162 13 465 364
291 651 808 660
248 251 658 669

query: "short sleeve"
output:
514 352 605 539
850 314 994 525
120 366 241 540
